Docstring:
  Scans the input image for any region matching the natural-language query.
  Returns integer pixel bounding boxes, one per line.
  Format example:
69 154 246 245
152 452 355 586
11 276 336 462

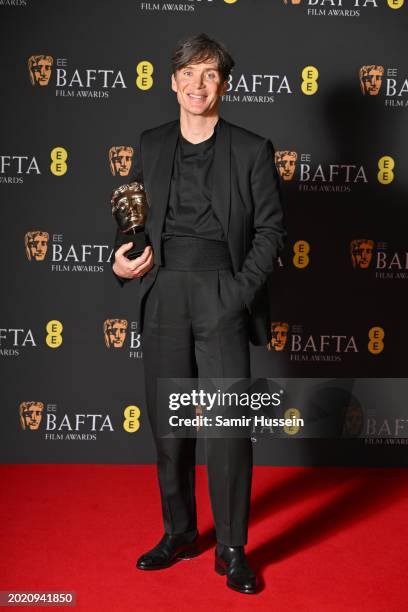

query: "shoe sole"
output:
136 545 200 570
215 559 257 594
226 581 257 595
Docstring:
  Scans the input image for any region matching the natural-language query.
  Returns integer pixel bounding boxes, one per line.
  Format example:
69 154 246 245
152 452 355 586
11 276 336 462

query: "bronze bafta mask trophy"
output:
110 181 149 260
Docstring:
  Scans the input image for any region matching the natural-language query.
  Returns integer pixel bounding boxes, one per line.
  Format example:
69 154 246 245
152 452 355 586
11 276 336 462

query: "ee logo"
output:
387 0 404 8
301 66 318 96
293 240 310 269
283 408 301 436
377 156 395 184
46 320 63 348
368 326 384 355
136 61 153 90
50 147 68 176
123 405 141 432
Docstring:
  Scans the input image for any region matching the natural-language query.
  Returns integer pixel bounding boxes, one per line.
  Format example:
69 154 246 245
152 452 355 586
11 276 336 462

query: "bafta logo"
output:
109 146 134 177
19 402 44 431
28 55 54 87
275 151 297 181
267 322 289 352
342 405 364 438
283 0 301 4
351 239 374 269
25 231 49 261
359 65 384 96
104 319 128 348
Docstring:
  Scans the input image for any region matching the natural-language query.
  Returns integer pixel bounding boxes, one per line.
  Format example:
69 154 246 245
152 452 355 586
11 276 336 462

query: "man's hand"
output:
112 243 154 280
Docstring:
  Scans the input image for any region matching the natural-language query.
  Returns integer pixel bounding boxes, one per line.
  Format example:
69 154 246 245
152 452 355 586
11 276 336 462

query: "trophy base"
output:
116 230 147 260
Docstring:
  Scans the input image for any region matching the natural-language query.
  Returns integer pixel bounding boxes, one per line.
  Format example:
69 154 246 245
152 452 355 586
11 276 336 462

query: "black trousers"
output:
142 266 253 546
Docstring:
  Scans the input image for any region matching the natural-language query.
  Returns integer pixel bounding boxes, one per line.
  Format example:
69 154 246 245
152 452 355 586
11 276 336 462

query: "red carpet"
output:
1 465 407 611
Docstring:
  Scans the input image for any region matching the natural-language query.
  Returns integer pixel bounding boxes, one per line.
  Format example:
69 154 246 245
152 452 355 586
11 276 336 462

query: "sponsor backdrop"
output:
1 0 407 466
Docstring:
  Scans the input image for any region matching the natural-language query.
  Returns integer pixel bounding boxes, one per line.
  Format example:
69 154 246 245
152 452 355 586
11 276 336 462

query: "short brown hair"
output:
171 33 234 82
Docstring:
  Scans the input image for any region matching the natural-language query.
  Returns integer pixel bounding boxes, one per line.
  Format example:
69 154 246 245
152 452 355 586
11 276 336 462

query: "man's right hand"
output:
112 243 154 280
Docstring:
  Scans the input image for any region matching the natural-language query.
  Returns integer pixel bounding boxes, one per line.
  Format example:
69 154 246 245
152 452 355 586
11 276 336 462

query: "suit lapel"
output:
212 117 231 239
148 120 179 260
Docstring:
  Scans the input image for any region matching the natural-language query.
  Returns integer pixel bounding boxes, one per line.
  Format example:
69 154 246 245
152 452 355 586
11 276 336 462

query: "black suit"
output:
114 116 286 345
113 116 286 546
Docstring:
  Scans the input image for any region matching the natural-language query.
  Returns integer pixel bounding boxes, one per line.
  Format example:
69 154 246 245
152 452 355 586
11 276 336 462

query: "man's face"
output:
361 68 383 96
113 148 133 176
21 403 44 430
108 322 127 348
27 233 48 261
352 241 373 269
171 59 227 118
32 59 52 86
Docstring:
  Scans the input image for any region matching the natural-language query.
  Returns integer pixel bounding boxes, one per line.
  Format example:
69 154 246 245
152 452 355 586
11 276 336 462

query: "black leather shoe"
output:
136 531 200 570
215 544 257 594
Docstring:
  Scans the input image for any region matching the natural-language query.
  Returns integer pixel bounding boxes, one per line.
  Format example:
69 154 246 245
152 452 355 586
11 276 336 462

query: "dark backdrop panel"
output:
1 0 407 465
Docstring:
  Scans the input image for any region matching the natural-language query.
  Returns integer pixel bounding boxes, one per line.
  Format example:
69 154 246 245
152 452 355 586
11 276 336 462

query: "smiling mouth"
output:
187 94 206 101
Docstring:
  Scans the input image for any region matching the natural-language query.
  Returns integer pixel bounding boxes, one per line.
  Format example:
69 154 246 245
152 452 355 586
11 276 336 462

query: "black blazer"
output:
112 116 286 346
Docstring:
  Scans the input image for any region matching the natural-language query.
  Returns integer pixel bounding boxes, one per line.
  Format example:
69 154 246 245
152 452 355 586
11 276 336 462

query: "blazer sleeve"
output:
233 138 286 310
110 135 144 287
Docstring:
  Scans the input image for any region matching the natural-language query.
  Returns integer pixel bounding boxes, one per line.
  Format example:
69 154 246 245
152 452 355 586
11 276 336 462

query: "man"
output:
112 33 286 594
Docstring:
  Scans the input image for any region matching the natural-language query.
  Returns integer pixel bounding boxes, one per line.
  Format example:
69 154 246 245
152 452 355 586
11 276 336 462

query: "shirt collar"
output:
178 120 218 157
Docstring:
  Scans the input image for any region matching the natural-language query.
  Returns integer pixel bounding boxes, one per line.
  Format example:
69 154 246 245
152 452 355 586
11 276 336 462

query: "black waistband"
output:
162 236 232 270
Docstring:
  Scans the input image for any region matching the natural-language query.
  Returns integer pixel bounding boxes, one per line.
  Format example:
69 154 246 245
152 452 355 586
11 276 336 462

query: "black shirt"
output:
162 120 225 242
